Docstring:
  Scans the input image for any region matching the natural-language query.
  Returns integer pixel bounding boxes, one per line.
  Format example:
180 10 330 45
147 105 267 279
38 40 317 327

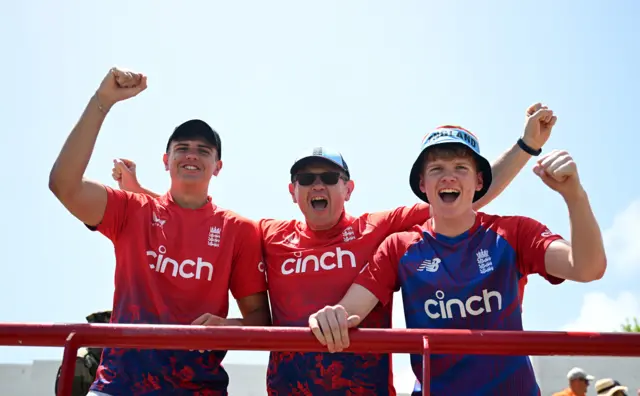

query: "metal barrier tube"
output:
1 324 639 356
58 332 80 396
422 336 430 396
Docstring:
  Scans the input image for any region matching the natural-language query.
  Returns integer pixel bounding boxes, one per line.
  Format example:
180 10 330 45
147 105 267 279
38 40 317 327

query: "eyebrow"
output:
174 143 213 150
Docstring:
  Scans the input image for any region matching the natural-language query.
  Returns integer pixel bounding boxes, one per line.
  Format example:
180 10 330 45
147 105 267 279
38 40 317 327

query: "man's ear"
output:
419 174 426 194
344 180 355 202
288 183 297 203
163 153 169 171
213 160 223 176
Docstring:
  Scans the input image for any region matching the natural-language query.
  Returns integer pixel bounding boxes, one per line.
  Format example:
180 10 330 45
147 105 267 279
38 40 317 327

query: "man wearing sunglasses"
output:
114 103 557 394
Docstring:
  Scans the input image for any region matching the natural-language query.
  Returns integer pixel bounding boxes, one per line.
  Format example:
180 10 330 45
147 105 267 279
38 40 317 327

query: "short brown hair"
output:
422 143 479 172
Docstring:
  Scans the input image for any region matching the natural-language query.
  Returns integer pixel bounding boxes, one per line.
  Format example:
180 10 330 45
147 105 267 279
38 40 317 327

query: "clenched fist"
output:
522 103 558 151
96 67 147 110
533 149 583 199
112 158 140 191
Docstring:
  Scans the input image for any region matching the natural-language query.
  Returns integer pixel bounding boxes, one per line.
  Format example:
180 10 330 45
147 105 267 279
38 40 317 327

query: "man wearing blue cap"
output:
116 104 560 394
308 124 607 395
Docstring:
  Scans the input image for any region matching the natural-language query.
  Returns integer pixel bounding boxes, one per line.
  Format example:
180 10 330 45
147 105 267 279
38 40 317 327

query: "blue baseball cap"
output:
409 126 492 203
290 147 350 181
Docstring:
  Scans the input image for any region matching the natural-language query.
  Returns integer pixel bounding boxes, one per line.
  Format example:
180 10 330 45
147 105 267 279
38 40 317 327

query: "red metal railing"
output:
2 323 640 396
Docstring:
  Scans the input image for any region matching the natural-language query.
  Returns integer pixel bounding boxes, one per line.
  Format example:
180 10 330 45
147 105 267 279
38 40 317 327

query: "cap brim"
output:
290 155 349 177
409 147 492 203
600 385 628 396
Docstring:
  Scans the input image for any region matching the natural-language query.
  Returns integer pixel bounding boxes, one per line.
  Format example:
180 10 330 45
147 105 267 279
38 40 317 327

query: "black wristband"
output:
517 138 542 156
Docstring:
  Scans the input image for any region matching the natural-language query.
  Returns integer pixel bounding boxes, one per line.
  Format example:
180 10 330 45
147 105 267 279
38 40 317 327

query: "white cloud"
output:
561 291 640 332
603 199 640 272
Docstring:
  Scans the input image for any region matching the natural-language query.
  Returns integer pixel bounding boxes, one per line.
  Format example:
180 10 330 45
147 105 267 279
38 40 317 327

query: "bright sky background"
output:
1 0 639 393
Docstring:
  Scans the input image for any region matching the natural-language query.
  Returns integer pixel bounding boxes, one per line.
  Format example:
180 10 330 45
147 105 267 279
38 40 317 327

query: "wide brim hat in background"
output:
409 126 492 203
595 378 628 396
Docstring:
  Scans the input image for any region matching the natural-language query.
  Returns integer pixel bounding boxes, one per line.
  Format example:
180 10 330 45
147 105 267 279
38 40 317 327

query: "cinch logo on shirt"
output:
146 245 214 281
424 289 502 319
281 248 356 275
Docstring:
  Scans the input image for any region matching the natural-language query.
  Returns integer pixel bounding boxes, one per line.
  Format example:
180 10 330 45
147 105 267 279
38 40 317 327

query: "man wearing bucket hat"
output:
308 122 607 395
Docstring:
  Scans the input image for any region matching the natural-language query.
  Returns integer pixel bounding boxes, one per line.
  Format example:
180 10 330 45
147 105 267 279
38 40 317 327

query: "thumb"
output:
347 315 360 328
114 159 134 176
533 165 559 189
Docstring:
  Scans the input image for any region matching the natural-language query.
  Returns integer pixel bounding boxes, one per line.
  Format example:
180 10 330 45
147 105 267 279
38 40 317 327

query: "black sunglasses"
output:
293 172 347 186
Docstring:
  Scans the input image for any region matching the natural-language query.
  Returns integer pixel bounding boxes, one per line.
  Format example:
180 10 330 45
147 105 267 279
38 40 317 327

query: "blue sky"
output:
1 0 639 393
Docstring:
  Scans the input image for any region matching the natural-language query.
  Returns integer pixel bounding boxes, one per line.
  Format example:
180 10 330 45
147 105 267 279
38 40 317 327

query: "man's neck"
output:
306 211 345 231
169 185 210 209
431 210 476 237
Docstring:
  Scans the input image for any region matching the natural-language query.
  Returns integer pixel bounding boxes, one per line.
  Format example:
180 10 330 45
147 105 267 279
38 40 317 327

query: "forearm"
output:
565 188 606 280
473 142 532 210
49 94 108 197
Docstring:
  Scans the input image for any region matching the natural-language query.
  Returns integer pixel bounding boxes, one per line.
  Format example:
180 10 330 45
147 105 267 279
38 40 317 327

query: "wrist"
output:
561 185 588 205
94 90 115 113
222 318 243 326
518 137 542 155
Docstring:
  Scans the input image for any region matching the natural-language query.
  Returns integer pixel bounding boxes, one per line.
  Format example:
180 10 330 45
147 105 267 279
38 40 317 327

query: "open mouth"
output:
310 196 328 210
438 188 461 203
181 164 200 171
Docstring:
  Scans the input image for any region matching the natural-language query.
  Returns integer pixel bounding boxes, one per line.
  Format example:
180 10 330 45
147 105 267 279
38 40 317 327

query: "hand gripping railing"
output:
2 324 640 396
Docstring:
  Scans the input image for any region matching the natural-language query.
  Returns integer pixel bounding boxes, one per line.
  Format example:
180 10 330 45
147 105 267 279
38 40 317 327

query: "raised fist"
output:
533 149 582 198
96 67 147 110
522 103 557 151
112 158 140 192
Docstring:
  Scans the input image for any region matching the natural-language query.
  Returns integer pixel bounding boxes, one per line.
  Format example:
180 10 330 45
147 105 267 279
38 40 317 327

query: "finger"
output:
115 160 133 176
334 307 350 350
533 166 559 188
542 109 554 123
201 316 223 326
347 315 360 328
191 313 210 325
526 103 542 116
325 311 345 352
548 115 558 128
529 108 553 122
537 149 560 169
545 153 571 176
316 314 336 353
112 169 122 181
309 316 327 346
120 158 137 170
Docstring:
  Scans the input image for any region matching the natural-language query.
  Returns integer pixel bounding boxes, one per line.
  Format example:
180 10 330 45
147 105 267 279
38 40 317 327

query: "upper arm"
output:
514 216 565 284
372 203 431 234
543 239 585 282
229 219 268 300
236 291 271 325
54 179 108 227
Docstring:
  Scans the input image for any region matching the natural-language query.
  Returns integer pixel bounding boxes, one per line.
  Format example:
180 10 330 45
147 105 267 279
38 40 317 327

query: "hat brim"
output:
409 143 492 203
599 385 628 396
290 156 350 179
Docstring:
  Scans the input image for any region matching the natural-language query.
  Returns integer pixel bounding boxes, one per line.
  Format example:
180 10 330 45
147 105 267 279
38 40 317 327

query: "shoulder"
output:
378 226 425 255
477 212 528 233
363 203 430 226
257 217 299 236
214 207 260 230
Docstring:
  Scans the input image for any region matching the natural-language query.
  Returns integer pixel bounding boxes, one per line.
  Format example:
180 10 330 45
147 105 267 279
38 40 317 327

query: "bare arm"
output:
473 142 534 210
48 94 110 226
474 103 558 210
544 189 606 282
49 68 147 226
535 150 606 282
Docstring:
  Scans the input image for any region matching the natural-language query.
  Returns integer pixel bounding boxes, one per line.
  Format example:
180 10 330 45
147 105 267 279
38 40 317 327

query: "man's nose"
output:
185 151 199 160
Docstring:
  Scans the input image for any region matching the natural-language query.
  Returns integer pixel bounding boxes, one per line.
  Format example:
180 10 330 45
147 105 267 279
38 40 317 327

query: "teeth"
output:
184 165 198 170
439 188 460 194
311 197 327 201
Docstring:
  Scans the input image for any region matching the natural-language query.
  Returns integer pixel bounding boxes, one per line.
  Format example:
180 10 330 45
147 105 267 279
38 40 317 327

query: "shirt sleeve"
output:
229 218 268 299
89 186 144 242
368 203 431 235
354 233 404 306
515 216 565 285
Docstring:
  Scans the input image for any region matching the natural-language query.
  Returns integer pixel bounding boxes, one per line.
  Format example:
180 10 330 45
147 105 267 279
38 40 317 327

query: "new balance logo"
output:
418 258 441 272
208 227 221 247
